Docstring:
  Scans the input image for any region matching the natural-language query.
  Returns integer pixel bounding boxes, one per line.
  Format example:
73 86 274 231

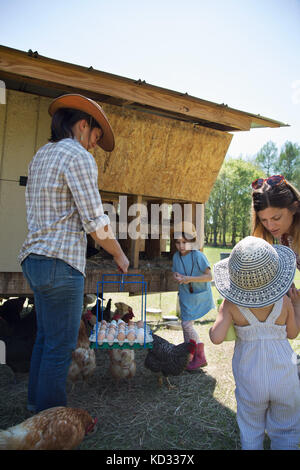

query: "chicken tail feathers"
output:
0 427 27 450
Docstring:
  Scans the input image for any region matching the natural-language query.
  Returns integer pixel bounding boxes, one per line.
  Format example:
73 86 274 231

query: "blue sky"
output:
1 0 300 159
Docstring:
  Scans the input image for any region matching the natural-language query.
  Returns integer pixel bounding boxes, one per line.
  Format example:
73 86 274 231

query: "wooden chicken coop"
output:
0 45 287 295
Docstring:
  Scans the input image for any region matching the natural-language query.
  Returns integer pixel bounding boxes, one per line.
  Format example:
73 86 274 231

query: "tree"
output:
205 158 262 246
277 141 300 187
255 141 278 176
205 177 222 246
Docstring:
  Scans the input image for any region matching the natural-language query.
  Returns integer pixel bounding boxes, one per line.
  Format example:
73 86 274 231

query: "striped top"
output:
18 138 110 275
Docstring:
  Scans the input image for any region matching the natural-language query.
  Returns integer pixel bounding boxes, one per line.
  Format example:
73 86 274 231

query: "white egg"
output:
137 328 145 345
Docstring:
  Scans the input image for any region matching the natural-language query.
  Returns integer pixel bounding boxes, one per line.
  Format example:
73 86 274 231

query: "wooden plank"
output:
0 46 255 131
0 270 179 295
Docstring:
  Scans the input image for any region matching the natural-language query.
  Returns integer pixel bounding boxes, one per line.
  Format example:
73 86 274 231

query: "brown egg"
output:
117 331 125 345
108 328 115 338
107 332 115 345
127 330 136 345
136 320 144 329
128 320 134 327
97 330 106 344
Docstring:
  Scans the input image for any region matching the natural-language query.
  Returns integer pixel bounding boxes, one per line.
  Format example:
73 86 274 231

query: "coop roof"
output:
0 45 288 133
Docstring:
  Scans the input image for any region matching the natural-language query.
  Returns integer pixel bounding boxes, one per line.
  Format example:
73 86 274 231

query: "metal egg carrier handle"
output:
91 273 152 350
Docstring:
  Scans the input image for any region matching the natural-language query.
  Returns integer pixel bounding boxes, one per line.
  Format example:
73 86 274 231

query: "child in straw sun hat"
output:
172 221 215 370
210 236 300 450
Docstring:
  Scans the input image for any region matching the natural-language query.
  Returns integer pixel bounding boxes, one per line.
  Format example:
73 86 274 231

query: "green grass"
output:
203 245 232 266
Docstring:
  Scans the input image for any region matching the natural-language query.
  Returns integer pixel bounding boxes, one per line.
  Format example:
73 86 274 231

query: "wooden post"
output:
145 199 163 260
129 195 143 269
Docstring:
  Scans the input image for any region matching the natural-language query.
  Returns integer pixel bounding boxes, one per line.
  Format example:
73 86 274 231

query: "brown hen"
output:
68 320 96 387
109 349 136 383
0 406 97 450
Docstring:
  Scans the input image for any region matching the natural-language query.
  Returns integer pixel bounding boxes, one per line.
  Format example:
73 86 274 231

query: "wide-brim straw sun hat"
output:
48 94 115 151
213 236 296 308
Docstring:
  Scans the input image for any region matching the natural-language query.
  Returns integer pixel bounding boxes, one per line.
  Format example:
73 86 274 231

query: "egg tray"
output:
90 273 151 349
90 340 153 350
89 323 153 350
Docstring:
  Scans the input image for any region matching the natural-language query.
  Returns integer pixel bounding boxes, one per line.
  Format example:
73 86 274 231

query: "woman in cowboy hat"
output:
210 236 300 450
19 94 129 413
251 175 300 272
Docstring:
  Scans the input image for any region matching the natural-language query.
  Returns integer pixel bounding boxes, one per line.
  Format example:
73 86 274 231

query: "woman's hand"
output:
114 252 129 274
288 286 300 306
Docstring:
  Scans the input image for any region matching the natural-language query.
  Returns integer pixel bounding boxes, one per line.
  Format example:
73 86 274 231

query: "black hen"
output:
91 298 113 323
0 297 27 325
144 334 197 389
0 298 37 372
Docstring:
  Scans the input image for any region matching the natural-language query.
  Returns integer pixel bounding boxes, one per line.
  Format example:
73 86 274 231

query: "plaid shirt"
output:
18 138 110 275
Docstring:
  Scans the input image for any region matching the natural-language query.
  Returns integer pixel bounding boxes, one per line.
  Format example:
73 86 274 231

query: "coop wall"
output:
0 89 229 274
92 104 232 202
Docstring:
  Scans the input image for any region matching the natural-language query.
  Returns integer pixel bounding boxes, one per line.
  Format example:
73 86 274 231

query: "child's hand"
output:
173 272 188 284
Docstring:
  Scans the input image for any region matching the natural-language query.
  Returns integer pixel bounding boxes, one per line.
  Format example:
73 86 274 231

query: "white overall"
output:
232 298 300 450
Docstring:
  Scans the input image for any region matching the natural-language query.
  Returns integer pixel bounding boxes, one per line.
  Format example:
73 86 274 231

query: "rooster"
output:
0 406 97 450
113 302 135 323
68 320 96 388
109 349 136 385
144 334 197 389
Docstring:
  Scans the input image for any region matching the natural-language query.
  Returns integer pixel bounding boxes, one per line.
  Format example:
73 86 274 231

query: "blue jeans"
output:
22 254 84 412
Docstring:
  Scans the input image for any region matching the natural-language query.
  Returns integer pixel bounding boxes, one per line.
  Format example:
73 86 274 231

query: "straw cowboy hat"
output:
48 94 115 151
213 236 296 308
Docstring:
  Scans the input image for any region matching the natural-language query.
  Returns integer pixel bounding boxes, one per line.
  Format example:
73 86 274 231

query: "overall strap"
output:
237 305 260 325
237 298 283 325
265 298 283 324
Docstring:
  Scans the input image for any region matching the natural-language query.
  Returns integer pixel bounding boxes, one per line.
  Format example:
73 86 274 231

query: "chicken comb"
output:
189 339 197 345
85 417 98 435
